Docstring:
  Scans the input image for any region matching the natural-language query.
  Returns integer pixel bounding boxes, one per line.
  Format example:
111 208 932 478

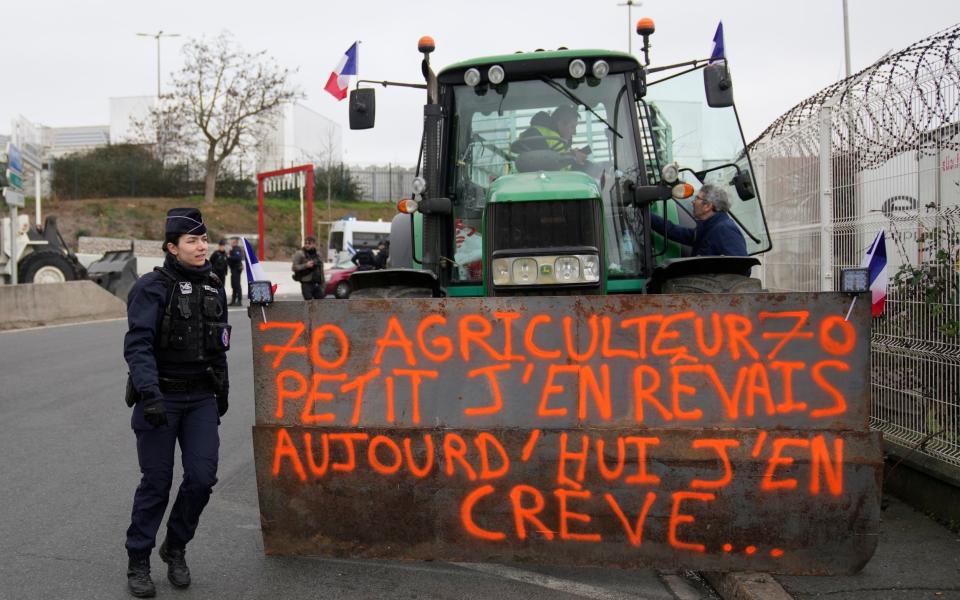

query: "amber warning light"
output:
672 183 695 200
636 17 655 36
397 198 419 214
418 36 435 54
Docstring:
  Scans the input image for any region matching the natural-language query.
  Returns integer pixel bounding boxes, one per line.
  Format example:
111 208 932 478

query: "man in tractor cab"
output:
512 105 589 167
650 184 747 257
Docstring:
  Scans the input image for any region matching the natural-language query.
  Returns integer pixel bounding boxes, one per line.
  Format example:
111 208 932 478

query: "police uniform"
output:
123 208 230 597
210 242 229 283
227 242 244 305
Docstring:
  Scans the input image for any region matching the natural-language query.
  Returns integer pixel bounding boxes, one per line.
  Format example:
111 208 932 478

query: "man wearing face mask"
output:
122 207 230 597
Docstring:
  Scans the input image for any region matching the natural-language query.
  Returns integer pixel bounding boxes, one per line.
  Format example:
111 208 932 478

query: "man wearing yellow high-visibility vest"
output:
512 105 589 168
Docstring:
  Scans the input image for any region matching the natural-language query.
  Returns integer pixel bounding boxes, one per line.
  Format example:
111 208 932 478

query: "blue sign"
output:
6 169 23 189
6 143 23 174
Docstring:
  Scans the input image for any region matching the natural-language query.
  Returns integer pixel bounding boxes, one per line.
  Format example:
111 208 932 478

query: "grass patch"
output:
40 196 398 259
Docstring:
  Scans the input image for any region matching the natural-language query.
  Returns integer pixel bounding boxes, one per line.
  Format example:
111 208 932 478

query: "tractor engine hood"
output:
488 171 600 203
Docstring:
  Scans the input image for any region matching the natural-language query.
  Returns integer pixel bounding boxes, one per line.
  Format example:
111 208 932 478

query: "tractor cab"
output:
350 38 771 298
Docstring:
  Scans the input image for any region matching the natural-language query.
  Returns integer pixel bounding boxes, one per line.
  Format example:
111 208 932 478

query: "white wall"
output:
256 103 341 173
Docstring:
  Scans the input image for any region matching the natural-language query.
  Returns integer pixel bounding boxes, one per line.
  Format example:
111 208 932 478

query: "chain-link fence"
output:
751 25 960 474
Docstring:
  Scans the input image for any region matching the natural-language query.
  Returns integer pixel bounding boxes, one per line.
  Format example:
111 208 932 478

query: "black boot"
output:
126 556 156 598
159 539 191 588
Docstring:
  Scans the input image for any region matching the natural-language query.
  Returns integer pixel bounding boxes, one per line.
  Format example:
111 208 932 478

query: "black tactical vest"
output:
154 267 231 365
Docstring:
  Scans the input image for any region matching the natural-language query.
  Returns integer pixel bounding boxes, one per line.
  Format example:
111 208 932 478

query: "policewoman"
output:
122 207 230 597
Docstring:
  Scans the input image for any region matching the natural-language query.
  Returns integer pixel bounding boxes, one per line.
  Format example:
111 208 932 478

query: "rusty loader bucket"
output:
248 293 882 575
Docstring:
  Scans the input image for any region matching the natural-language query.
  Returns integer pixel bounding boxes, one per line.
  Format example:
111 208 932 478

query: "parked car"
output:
324 256 357 299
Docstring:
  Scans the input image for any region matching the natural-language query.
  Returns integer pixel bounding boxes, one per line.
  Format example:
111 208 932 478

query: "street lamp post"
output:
842 0 852 78
617 0 642 55
136 30 180 97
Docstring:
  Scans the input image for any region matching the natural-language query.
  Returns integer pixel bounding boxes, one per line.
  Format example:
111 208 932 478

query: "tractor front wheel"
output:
19 251 81 284
659 273 763 294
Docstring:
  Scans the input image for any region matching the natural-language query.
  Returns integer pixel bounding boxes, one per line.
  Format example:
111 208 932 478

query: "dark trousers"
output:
300 281 324 300
126 391 220 558
230 270 242 303
214 268 228 287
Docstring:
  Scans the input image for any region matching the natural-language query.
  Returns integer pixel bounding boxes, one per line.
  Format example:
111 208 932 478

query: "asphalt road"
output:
0 313 714 600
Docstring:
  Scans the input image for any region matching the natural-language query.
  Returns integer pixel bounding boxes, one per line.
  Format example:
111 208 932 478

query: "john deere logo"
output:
540 264 552 276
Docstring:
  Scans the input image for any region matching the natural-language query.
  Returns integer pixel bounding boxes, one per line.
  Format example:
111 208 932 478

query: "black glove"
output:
141 386 167 428
209 368 228 418
216 391 229 418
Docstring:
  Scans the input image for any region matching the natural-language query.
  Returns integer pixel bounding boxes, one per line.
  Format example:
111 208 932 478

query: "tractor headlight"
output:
660 163 679 184
492 258 511 286
487 64 505 85
491 254 600 286
568 59 587 79
464 68 481 87
554 256 580 282
591 60 610 79
511 258 538 285
411 176 427 194
582 255 600 281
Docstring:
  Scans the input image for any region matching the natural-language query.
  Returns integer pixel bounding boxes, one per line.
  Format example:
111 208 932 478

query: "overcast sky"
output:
4 0 959 166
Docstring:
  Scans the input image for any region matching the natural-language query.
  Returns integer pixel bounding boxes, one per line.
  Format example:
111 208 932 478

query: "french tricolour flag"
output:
241 237 279 297
861 230 888 317
324 42 359 101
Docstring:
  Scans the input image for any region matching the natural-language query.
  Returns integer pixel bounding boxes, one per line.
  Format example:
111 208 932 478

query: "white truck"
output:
325 218 391 265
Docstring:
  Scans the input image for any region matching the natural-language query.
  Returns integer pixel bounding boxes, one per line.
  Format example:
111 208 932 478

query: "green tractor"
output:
348 31 771 298
245 29 883 573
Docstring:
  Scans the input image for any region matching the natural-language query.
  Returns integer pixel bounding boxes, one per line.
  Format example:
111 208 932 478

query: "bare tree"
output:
131 100 193 166
318 125 341 220
302 124 343 220
148 34 301 203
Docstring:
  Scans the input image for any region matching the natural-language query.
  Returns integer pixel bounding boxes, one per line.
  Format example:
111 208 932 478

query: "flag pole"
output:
844 296 857 321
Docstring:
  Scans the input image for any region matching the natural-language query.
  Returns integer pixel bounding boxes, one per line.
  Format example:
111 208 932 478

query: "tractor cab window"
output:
449 74 644 282
645 67 772 255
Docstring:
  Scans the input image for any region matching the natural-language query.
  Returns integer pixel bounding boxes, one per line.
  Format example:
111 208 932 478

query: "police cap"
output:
166 207 207 236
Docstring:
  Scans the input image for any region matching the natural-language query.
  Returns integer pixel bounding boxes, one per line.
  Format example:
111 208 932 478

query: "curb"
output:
703 572 794 600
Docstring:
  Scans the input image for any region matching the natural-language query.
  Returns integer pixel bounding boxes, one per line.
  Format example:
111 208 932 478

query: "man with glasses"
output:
649 184 747 257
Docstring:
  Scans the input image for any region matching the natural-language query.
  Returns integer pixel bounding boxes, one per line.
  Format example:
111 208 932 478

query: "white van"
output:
326 219 391 264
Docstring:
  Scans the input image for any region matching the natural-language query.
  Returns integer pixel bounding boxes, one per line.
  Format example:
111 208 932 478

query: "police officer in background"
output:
123 207 230 597
210 239 229 283
351 243 377 271
226 237 244 305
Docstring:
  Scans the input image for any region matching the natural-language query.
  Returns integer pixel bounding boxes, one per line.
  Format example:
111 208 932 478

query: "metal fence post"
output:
818 97 836 291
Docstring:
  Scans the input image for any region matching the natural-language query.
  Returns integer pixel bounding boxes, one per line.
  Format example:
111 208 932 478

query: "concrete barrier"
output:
0 280 126 331
78 254 305 300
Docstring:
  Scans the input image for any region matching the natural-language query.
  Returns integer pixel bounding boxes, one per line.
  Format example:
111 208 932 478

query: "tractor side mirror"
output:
732 170 756 200
349 88 376 130
703 63 734 108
